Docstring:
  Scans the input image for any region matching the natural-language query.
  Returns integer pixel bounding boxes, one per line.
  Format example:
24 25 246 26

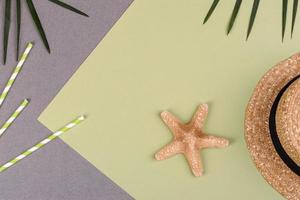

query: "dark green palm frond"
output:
291 0 298 38
26 0 50 53
1 0 88 64
16 0 21 60
227 0 242 35
246 0 260 40
282 0 288 41
3 0 11 64
48 0 89 17
203 0 220 24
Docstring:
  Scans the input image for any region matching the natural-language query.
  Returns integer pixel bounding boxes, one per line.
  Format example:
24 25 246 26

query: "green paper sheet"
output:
39 0 297 199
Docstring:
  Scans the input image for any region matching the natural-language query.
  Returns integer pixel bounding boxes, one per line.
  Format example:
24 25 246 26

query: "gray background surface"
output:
0 0 134 199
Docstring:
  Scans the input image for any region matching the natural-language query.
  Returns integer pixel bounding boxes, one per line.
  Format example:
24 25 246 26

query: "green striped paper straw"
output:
0 43 33 107
0 99 29 137
0 115 85 173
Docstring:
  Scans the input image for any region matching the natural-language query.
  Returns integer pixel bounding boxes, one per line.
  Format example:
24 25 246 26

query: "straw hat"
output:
245 53 300 199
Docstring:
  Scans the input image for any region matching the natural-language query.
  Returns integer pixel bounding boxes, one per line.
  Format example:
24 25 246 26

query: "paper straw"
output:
0 99 29 137
0 43 33 107
0 115 85 173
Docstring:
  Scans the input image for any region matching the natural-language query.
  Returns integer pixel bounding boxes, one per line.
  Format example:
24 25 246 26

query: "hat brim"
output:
245 53 300 199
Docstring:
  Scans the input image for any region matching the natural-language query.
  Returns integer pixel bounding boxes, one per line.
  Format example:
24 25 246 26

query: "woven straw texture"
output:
245 53 300 200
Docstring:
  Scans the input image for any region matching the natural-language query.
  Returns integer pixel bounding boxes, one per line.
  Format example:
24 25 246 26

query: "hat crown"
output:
276 78 300 165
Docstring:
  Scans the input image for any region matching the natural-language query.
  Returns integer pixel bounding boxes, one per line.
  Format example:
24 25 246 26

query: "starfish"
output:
155 104 229 177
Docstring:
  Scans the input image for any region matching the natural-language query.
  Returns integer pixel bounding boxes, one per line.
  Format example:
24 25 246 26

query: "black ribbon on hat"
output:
269 75 300 176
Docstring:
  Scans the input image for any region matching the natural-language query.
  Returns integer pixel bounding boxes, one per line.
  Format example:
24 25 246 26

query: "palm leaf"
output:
227 0 242 34
246 0 260 40
16 0 21 60
203 0 220 24
3 0 11 64
282 0 288 41
291 0 298 37
26 0 50 53
48 0 89 17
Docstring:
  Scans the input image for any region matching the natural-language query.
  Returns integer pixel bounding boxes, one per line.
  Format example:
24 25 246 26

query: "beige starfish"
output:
155 104 229 177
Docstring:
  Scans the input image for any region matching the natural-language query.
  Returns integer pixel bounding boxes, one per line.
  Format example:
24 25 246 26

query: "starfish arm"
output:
155 141 184 160
190 104 208 129
185 147 203 176
197 135 229 149
161 111 182 137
